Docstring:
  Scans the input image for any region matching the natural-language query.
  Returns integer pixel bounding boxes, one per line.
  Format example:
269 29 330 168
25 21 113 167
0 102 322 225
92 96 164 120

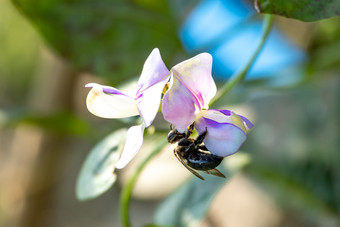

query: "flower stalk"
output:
119 139 168 227
210 14 274 106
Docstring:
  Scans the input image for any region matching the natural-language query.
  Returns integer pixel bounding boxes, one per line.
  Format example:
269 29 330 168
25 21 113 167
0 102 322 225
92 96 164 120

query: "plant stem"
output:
119 139 168 227
210 14 274 106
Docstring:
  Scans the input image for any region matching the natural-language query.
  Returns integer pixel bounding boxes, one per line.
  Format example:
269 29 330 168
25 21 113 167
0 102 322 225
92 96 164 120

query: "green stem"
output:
119 139 168 227
210 14 274 106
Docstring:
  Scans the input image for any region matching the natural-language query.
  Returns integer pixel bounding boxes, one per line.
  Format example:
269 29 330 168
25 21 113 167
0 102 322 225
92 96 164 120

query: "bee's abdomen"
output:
187 151 223 170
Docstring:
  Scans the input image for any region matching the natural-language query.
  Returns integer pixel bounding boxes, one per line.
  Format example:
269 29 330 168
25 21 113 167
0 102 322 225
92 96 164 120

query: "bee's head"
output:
167 129 186 143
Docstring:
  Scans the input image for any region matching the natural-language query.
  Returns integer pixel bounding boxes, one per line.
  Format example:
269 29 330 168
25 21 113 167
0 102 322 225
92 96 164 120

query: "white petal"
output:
86 84 139 119
137 76 169 127
115 124 145 169
137 48 170 93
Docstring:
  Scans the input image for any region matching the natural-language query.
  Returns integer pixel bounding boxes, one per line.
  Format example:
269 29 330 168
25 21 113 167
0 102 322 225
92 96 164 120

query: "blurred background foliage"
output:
0 0 41 106
10 0 193 84
0 0 339 226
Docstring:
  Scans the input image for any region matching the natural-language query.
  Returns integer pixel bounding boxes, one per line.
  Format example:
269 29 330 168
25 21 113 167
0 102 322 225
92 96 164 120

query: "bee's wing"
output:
204 168 226 178
174 150 205 180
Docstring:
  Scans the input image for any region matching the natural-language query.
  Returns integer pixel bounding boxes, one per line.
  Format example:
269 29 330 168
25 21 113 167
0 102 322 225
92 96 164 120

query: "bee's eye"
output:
167 131 179 143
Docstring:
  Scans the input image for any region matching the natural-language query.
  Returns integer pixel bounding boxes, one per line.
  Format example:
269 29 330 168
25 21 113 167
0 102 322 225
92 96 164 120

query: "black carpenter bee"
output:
168 124 225 180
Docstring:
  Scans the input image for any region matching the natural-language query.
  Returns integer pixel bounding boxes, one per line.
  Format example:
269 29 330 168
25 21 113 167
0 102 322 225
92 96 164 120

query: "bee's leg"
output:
178 138 193 146
204 168 226 178
197 144 208 151
195 128 207 145
185 123 195 138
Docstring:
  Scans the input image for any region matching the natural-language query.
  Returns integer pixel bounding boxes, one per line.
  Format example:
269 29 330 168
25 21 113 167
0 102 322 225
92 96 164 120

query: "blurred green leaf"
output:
2 110 90 136
245 163 339 222
23 112 90 135
76 128 127 201
255 0 340 22
154 168 227 227
312 39 340 70
11 0 182 83
243 76 340 220
0 0 41 104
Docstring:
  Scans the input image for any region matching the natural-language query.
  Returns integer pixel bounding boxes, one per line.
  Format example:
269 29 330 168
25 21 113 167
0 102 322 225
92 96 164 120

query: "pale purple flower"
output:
86 48 218 168
86 48 253 168
157 51 253 157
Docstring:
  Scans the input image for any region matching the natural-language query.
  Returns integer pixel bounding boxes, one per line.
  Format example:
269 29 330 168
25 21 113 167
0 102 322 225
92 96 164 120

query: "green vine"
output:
210 14 274 106
119 139 168 227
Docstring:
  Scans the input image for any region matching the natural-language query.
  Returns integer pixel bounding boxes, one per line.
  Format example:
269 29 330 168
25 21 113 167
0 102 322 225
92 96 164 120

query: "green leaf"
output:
245 164 337 216
11 0 182 83
255 0 340 22
3 111 90 136
76 128 127 201
312 39 340 69
23 113 90 135
154 168 227 227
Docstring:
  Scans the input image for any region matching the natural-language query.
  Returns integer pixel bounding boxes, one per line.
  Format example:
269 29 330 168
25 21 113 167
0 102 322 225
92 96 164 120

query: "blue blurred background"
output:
180 0 306 83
